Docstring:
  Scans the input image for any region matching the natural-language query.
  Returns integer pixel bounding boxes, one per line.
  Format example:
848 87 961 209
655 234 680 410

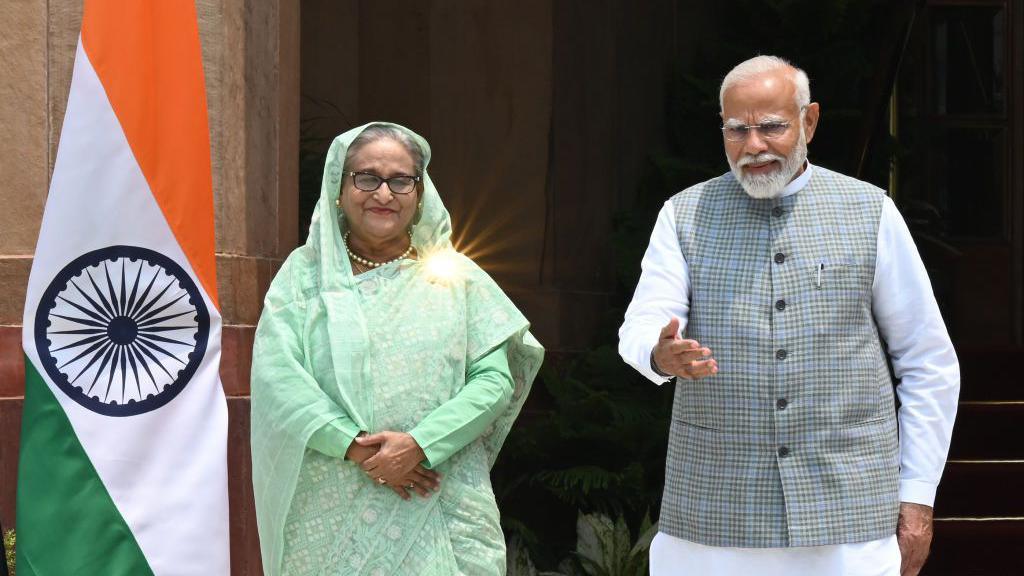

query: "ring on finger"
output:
376 477 387 485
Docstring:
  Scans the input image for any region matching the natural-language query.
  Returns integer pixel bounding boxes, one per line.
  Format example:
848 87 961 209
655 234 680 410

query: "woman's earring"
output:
412 201 424 226
336 197 346 223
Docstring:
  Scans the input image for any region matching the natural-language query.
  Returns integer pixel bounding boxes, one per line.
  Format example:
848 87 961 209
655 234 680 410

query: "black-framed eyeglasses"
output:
721 120 792 142
347 171 421 195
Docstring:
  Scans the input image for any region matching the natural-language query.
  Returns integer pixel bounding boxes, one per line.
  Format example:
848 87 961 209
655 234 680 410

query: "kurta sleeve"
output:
618 200 691 384
408 343 513 468
872 197 960 506
307 418 362 459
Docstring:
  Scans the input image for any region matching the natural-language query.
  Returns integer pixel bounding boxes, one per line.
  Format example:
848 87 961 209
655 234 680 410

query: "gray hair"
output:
344 123 426 175
719 55 810 112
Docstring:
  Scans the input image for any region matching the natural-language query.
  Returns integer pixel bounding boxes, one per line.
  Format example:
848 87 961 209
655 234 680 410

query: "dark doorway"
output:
890 2 1024 573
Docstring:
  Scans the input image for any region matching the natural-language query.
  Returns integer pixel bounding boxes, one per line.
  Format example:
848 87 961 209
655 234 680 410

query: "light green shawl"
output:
250 122 543 575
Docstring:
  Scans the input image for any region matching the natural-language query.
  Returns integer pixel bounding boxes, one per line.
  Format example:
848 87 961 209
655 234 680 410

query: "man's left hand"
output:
897 502 934 576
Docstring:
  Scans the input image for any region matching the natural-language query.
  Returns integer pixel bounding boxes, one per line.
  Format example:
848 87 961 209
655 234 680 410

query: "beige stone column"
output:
0 1 299 573
0 0 49 540
199 2 299 571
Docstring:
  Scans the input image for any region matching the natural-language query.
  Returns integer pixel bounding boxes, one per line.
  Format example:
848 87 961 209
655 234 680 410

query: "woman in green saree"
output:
251 122 543 575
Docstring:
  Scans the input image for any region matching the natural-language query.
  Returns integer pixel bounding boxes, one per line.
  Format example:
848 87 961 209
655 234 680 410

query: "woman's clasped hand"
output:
346 431 441 500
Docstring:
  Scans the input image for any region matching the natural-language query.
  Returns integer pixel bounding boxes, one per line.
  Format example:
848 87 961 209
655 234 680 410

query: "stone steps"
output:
935 460 1024 517
947 402 1024 460
925 395 1024 575
923 518 1024 575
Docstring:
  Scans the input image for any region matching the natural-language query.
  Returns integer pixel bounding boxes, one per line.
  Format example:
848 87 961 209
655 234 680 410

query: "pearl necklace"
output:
343 231 414 269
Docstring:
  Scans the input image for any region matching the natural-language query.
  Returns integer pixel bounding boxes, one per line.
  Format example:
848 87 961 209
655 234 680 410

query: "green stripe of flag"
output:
16 356 153 575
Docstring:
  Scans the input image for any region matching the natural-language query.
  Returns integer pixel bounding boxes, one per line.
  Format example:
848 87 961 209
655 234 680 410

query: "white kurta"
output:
618 164 960 575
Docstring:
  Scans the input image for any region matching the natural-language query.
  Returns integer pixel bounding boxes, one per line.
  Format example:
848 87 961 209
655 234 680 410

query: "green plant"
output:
494 349 673 568
507 535 573 576
4 529 14 576
508 513 657 576
572 513 657 576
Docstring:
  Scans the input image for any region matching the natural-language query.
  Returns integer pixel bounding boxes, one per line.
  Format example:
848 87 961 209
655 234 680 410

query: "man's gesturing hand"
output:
652 317 718 380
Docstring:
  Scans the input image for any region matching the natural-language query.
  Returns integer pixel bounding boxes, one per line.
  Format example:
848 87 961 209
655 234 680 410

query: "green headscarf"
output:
251 122 543 574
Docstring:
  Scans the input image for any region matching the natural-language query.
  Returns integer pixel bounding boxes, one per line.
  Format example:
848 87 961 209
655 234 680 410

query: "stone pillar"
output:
201 1 300 571
0 1 299 573
0 0 48 540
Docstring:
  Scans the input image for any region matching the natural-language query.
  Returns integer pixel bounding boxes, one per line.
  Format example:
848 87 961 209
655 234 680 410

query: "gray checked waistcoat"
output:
658 165 900 548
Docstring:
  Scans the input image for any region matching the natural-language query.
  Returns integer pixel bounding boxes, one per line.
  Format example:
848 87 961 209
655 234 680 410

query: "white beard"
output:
728 129 808 199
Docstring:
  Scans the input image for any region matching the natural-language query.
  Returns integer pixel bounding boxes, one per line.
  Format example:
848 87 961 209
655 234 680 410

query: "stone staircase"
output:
923 350 1023 575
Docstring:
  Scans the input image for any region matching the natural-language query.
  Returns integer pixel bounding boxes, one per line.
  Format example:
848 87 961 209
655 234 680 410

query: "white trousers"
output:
649 531 901 576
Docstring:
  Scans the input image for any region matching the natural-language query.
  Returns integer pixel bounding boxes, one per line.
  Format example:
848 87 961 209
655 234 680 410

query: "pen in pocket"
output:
816 263 824 289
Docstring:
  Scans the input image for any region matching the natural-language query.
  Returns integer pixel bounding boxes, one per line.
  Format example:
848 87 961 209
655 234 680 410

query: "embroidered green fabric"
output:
250 123 543 575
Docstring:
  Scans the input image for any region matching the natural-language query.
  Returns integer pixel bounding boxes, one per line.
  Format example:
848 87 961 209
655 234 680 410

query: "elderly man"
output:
619 55 959 576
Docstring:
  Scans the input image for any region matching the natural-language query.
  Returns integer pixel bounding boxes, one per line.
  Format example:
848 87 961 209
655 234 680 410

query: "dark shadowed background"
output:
1 1 1020 574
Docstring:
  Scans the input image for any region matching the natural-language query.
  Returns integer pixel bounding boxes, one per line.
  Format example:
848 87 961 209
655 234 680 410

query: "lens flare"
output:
422 247 464 284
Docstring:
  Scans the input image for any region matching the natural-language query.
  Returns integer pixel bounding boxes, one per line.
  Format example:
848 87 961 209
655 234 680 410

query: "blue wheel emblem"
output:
34 246 210 416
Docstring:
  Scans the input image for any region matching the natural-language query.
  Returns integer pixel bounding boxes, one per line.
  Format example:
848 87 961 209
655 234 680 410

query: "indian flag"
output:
17 1 229 574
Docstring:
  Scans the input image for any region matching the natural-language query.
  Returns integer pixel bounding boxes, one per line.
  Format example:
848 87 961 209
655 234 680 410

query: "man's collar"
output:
778 161 813 198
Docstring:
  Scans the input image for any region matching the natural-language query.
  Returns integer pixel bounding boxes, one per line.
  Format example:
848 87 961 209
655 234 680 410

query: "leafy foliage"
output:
508 513 657 576
573 512 657 576
4 529 14 576
493 349 673 567
507 535 573 576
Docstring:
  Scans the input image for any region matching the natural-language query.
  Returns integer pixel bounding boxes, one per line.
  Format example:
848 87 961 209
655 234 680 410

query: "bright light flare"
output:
422 247 465 284
449 194 541 283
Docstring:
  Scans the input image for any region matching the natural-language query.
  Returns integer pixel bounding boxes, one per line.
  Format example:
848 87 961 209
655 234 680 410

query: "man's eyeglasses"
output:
347 171 421 195
721 121 792 142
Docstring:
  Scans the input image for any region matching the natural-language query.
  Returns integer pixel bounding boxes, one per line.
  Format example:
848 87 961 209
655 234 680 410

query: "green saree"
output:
251 123 543 575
